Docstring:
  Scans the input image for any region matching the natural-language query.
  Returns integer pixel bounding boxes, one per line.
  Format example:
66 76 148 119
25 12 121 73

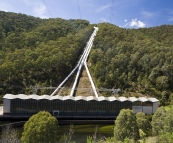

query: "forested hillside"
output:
0 11 93 99
90 23 173 105
1 11 173 105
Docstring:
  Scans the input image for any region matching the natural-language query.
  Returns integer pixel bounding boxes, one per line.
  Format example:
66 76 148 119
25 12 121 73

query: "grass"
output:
99 125 114 133
68 124 114 134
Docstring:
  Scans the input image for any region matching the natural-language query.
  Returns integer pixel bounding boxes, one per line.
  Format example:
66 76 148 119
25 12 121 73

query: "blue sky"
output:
0 0 173 28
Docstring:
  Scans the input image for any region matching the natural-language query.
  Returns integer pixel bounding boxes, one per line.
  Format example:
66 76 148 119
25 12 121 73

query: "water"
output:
58 124 114 143
0 122 114 143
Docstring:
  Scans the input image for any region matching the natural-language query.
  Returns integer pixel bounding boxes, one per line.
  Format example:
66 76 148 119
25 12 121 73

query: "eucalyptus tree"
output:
21 111 59 143
114 109 139 141
151 107 166 136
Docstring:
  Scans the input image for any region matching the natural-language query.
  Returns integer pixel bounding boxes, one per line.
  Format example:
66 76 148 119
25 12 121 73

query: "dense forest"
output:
90 23 173 105
0 11 173 105
0 11 93 100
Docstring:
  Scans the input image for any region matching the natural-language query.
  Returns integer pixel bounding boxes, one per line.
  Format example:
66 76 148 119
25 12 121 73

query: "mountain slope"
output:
89 23 173 104
1 12 173 105
0 11 93 97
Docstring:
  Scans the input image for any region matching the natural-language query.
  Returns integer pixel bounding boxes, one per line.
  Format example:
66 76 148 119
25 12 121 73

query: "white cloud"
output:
96 4 111 13
141 11 155 19
124 19 127 22
33 4 47 18
20 0 49 18
128 18 145 28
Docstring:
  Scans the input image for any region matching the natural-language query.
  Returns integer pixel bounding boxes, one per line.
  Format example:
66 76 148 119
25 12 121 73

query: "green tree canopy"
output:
89 23 173 102
151 106 166 136
114 109 139 141
21 111 59 143
163 106 173 133
136 112 151 136
0 11 93 97
159 132 173 143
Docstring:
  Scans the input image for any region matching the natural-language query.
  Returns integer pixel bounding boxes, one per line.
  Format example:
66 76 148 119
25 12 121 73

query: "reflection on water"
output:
0 122 114 143
58 124 114 143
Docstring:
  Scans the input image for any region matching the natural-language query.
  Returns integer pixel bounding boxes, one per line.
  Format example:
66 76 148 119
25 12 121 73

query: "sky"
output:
0 0 173 28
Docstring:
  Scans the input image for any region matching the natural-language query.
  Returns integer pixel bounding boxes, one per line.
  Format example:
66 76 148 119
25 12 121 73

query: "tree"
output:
139 129 146 140
0 125 20 143
156 76 169 90
114 109 139 141
169 93 173 103
61 124 74 143
21 111 59 143
159 132 173 143
163 107 173 133
151 107 166 136
136 112 151 136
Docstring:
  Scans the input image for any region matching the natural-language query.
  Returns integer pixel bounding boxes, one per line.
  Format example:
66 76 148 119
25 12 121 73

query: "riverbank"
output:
0 122 114 143
0 119 114 130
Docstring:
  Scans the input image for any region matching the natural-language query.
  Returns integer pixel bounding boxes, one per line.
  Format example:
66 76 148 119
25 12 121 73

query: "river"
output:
0 122 114 143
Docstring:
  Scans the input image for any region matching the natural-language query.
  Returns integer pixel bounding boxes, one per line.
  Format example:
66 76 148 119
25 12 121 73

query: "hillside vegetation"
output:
90 23 173 105
0 11 173 105
0 11 93 98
